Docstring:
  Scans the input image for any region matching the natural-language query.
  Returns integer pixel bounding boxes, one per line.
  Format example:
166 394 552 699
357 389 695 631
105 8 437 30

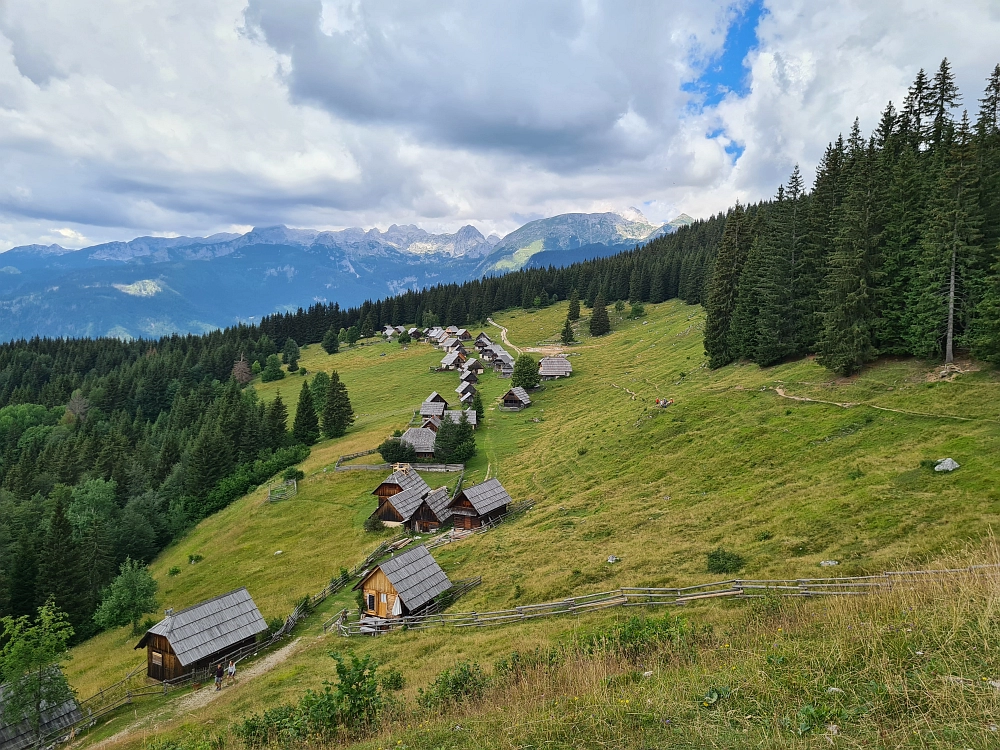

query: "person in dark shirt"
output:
215 663 224 690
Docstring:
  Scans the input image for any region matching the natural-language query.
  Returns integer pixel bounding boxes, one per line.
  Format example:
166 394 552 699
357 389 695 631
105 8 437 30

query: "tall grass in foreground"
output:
147 543 1000 749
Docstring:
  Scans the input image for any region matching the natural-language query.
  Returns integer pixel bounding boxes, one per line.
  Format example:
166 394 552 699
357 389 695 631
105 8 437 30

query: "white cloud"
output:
0 0 997 252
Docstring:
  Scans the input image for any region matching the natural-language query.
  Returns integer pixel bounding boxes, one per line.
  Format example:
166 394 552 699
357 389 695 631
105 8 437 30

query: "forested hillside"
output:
0 215 721 641
704 60 1000 374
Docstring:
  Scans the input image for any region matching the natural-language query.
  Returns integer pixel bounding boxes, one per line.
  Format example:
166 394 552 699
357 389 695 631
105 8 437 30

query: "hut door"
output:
378 592 388 618
150 650 164 681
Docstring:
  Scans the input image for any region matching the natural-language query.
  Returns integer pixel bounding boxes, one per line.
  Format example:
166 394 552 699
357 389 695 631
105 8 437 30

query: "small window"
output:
380 593 387 603
366 593 375 611
152 651 163 666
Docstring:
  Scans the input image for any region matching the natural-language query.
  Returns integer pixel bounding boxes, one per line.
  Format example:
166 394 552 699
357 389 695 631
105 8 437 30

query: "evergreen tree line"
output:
704 60 1000 374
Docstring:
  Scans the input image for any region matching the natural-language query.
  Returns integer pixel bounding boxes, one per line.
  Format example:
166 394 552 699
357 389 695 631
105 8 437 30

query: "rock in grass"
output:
820 560 839 567
934 458 960 472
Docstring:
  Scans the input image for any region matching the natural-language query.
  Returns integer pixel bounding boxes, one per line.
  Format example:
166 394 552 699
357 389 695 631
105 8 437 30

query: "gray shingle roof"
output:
381 484 429 520
456 380 476 394
451 478 513 516
460 392 475 403
443 409 477 426
0 677 82 750
420 401 446 417
425 391 448 404
135 588 267 667
462 358 482 370
401 427 436 453
503 387 531 405
496 353 515 366
441 352 461 367
420 486 453 524
374 546 452 612
460 370 478 383
440 337 459 349
372 467 430 496
539 357 573 376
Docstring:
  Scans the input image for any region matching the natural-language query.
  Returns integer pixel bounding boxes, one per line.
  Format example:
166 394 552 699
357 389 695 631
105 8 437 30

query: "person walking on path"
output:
215 664 224 691
227 660 236 686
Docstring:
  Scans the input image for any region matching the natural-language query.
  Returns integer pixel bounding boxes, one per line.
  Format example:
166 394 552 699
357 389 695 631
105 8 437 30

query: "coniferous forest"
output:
1 58 998 644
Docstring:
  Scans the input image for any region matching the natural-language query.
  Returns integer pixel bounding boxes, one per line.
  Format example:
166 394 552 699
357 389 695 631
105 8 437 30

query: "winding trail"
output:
86 638 302 750
772 386 996 423
486 317 522 356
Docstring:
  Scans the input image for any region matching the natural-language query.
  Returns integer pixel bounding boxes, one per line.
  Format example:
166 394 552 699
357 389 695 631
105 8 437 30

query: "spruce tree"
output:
471 391 485 422
265 393 288 450
703 204 751 367
36 497 88 636
560 316 575 345
360 314 375 339
567 289 581 321
817 137 882 375
321 371 355 438
322 327 340 355
292 380 320 445
281 338 300 365
310 371 331 414
908 112 983 362
589 294 611 336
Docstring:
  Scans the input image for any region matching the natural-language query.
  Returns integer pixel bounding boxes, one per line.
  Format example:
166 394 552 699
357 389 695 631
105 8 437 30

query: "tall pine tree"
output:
321 371 355 438
292 380 320 445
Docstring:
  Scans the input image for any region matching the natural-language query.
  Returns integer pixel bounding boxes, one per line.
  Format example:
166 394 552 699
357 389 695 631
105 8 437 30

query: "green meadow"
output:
66 299 1000 748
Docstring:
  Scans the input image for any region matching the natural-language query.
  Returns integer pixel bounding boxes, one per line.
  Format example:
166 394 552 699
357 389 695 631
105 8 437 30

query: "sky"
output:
0 0 999 251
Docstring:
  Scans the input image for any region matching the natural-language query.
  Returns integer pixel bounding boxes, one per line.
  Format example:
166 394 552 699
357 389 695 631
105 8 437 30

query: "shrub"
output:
707 547 745 574
364 516 385 533
628 303 646 319
398 331 411 344
378 437 416 464
417 660 488 709
188 553 203 564
282 467 305 481
380 668 405 691
168 566 181 576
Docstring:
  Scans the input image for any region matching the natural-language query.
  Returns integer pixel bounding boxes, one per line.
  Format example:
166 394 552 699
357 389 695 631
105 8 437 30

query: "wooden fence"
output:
334 459 465 473
267 479 297 502
337 563 1000 637
424 500 533 551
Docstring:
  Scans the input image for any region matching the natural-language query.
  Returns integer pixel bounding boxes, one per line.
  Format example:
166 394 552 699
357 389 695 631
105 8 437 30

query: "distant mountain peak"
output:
612 206 650 224
668 213 695 227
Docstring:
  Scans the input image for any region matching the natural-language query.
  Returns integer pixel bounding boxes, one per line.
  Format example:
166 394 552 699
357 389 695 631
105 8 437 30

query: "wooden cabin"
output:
539 356 573 379
425 391 448 404
134 588 267 681
406 486 453 533
460 391 475 405
474 332 493 349
460 370 479 384
500 387 531 411
420 392 448 418
371 466 430 501
448 478 513 530
440 351 465 370
400 427 436 458
456 380 476 396
0 675 82 750
456 328 472 341
421 416 442 432
463 358 485 375
354 545 452 619
370 483 428 526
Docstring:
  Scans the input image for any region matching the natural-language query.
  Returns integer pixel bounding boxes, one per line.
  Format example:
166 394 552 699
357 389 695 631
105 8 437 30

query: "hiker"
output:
215 663 224 691
227 660 236 686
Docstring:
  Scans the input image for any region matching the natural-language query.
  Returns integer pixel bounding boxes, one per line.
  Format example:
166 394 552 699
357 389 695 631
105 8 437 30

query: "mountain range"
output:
0 209 692 341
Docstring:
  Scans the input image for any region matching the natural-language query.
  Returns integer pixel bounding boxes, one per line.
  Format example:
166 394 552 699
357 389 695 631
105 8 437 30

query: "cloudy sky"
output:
1 0 998 251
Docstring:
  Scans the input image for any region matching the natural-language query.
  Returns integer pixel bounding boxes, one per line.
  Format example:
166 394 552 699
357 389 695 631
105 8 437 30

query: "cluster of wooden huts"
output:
398 391 479 459
359 469 516 620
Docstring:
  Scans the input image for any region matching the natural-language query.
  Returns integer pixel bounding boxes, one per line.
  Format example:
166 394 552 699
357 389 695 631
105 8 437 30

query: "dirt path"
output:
87 638 301 749
486 318 522 356
772 386 996 423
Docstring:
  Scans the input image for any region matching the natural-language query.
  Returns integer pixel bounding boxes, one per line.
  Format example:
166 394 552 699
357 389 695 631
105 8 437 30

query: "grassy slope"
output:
68 300 1000 747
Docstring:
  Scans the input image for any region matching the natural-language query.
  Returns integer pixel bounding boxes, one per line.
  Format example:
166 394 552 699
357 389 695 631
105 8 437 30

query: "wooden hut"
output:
456 328 472 341
448 478 513 530
500 387 531 411
134 588 268 681
455 380 476 396
400 427 436 458
425 391 448 404
460 391 475 406
539 356 573 379
475 332 493 349
371 466 430 502
420 392 448 418
460 370 479 384
463 358 485 375
406 486 453 533
440 351 465 370
421 416 442 432
354 546 452 619
0 676 82 750
369 483 427 526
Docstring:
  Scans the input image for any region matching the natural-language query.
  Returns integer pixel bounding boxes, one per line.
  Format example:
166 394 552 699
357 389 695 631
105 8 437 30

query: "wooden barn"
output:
369 483 428 526
407 486 453 533
460 391 475 405
444 409 478 429
440 351 465 370
420 392 448 418
400 427 436 458
371 466 430 502
539 356 573 379
500 386 531 411
455 380 476 396
460 370 479 384
134 588 268 682
448 478 514 530
463 358 485 375
474 332 493 349
421 416 442 432
0 675 82 750
354 545 452 619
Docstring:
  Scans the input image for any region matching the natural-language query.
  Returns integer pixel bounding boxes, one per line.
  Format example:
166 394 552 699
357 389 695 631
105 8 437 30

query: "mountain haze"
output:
0 210 687 341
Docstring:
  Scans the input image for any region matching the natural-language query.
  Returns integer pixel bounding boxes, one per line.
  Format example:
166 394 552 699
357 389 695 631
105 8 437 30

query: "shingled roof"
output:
363 545 452 612
0 677 82 750
443 409 477 427
419 486 453 524
425 391 448 404
401 427 436 453
503 386 531 405
539 356 573 377
380 483 429 520
441 352 462 367
135 588 267 667
451 478 513 516
372 467 430 497
419 401 446 417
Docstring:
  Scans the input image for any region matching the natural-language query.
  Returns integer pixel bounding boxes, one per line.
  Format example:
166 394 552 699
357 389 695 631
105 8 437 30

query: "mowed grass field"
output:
67 300 1000 748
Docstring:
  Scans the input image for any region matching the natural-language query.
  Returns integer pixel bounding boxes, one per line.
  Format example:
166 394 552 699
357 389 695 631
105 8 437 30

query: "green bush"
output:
282 467 305 481
188 553 203 564
168 566 181 576
364 516 385 533
379 668 405 691
707 547 745 574
417 660 488 709
377 437 416 464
